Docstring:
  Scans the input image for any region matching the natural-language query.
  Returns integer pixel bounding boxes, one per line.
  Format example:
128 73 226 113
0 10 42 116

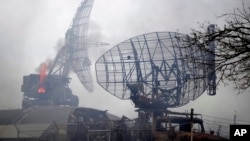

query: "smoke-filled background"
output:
1 0 250 133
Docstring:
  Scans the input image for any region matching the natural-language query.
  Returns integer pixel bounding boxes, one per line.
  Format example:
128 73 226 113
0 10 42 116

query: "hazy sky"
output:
0 0 250 131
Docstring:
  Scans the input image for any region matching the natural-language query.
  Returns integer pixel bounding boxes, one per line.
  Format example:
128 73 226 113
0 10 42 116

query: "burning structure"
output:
21 72 79 109
21 0 97 108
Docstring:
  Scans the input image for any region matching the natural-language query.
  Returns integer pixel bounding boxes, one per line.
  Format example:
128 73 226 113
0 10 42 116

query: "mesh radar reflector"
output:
70 0 94 92
49 0 94 92
96 32 216 109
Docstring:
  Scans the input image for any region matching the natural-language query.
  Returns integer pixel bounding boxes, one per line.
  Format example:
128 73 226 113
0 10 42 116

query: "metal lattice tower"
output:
96 32 216 109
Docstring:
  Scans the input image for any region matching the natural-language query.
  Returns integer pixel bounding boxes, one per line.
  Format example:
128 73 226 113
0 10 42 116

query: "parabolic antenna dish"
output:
70 0 94 92
49 0 94 92
96 32 215 109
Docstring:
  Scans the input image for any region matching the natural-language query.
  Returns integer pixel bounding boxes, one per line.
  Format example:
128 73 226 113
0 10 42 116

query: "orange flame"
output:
38 87 46 93
38 62 47 93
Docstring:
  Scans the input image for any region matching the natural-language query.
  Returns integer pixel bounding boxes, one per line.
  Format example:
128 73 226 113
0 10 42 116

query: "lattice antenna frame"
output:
96 32 215 109
49 0 94 92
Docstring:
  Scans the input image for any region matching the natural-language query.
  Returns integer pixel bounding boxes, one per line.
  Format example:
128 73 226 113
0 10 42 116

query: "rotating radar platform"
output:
96 32 216 110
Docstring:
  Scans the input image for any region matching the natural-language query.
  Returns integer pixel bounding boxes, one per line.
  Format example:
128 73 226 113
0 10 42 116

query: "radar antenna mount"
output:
21 0 109 108
95 29 217 140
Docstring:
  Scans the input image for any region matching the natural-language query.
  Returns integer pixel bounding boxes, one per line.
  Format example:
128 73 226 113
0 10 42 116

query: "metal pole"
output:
207 24 216 96
190 108 194 141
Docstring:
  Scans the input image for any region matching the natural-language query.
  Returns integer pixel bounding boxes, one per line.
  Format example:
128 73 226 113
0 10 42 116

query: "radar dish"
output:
70 0 94 92
96 32 214 109
49 0 95 92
